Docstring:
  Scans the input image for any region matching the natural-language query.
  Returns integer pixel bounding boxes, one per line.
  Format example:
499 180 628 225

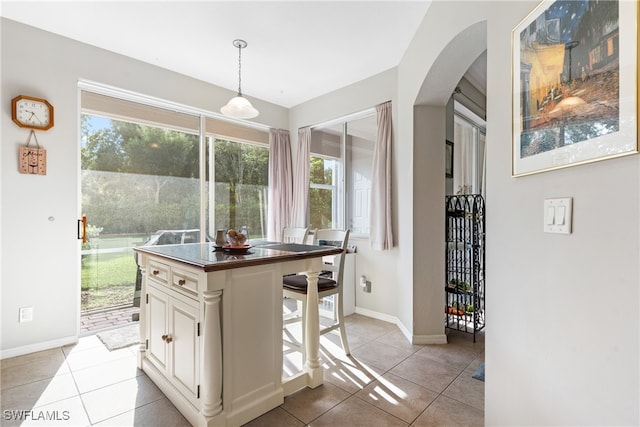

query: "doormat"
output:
472 362 485 382
97 324 140 351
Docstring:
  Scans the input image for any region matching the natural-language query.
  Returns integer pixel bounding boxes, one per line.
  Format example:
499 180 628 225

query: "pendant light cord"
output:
237 43 243 96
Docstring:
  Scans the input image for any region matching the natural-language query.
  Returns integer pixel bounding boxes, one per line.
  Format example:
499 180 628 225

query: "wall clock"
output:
11 95 54 130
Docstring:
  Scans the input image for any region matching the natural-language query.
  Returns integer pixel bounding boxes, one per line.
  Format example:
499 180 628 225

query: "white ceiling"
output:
1 1 433 108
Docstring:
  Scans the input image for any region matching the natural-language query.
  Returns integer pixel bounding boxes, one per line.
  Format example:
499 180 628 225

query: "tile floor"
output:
0 314 484 426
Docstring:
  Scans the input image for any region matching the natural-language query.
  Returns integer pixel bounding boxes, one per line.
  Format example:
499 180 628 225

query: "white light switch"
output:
546 206 555 225
544 198 572 234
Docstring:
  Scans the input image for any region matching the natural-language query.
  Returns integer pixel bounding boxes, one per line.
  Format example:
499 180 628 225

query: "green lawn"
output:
81 250 138 312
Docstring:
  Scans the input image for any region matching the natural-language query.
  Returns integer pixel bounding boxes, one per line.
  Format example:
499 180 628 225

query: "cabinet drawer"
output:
171 267 198 297
148 260 170 285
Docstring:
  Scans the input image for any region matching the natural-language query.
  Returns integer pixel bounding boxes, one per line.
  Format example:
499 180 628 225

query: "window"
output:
452 101 486 196
79 88 269 312
309 110 376 236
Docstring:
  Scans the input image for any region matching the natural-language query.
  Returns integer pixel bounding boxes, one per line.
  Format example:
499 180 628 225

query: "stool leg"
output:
335 294 350 355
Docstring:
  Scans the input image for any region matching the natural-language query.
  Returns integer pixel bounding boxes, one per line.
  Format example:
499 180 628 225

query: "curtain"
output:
370 101 393 250
268 128 292 241
453 117 474 195
291 127 310 228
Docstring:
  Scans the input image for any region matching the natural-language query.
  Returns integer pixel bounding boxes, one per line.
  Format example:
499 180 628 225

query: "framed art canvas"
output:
446 140 454 178
512 0 638 176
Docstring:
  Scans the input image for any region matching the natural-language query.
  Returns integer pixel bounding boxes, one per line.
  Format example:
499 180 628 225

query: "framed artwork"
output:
446 140 454 178
512 0 638 176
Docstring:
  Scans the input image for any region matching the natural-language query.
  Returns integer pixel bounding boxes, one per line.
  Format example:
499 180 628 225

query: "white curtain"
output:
453 117 474 195
370 101 393 250
268 128 292 241
291 127 310 228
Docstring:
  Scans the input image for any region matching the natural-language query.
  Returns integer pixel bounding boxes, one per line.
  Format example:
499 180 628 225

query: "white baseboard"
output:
0 335 78 360
354 306 398 324
412 334 448 345
353 307 447 345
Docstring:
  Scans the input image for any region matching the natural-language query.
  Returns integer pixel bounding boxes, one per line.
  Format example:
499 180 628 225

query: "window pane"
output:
211 138 269 239
81 114 200 312
310 157 334 185
309 187 334 229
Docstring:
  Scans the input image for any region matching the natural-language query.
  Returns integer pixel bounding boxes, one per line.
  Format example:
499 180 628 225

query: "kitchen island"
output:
134 242 342 427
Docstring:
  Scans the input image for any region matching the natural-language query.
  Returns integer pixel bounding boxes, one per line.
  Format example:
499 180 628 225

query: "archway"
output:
411 20 487 340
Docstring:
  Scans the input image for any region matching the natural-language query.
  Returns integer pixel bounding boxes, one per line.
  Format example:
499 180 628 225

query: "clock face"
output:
12 96 54 130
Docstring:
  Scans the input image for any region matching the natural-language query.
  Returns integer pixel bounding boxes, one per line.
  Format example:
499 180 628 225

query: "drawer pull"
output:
178 279 186 286
152 270 160 276
161 334 168 342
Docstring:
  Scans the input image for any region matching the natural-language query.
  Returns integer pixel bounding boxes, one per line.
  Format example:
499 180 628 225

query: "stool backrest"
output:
281 227 309 244
314 228 350 286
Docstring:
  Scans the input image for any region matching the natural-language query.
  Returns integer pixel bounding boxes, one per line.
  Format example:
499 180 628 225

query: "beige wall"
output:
0 18 288 356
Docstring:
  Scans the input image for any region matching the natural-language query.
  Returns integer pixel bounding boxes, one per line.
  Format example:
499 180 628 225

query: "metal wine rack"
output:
445 194 485 342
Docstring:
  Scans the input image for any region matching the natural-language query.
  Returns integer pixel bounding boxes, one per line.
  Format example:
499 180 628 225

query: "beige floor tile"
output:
442 367 485 411
350 340 415 372
390 354 461 394
72 357 143 394
242 406 304 427
414 341 481 371
0 348 65 370
1 373 78 412
344 315 396 341
62 335 104 356
309 395 408 426
412 395 484 427
80 375 165 424
64 345 134 372
281 381 351 424
374 329 424 354
0 357 70 391
355 372 439 423
1 395 90 427
321 355 382 393
93 397 190 426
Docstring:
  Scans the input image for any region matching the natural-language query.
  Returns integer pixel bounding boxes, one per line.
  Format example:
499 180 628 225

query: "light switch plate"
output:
544 198 572 234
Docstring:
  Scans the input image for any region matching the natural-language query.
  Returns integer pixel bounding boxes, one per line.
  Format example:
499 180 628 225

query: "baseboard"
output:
412 334 448 345
353 307 447 345
354 306 398 324
0 335 78 360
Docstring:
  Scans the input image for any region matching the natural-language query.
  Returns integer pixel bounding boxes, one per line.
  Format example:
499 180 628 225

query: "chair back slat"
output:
314 228 350 286
281 227 309 244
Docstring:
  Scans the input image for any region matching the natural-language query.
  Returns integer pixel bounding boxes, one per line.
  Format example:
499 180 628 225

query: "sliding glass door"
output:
79 89 269 328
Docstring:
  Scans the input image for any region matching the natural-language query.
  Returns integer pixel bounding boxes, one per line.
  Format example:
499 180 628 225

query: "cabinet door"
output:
169 297 200 403
147 284 169 372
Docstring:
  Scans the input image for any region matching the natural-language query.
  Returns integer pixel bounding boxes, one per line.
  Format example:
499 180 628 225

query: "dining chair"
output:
280 226 310 244
282 228 351 358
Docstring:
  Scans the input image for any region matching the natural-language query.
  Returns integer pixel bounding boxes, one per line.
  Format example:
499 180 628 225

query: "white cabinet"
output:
145 268 200 408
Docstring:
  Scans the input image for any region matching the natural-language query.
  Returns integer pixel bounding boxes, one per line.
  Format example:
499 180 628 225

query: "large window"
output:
80 89 269 312
309 111 376 236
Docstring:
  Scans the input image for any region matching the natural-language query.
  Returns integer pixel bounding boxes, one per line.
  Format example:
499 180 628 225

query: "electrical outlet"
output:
19 307 33 323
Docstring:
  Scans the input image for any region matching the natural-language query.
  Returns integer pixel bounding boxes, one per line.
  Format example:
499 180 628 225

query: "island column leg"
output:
202 290 223 417
303 271 323 388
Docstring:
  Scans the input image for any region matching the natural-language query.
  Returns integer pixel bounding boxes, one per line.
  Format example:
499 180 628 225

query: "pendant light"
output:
221 39 259 119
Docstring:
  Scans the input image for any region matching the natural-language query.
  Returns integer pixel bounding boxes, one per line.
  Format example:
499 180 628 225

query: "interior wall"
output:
0 18 288 357
289 68 400 324
484 2 639 424
402 0 638 423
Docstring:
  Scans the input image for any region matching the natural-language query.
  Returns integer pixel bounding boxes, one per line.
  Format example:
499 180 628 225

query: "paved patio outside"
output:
80 305 139 335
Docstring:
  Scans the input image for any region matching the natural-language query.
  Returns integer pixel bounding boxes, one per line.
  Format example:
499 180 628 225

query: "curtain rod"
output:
452 87 486 120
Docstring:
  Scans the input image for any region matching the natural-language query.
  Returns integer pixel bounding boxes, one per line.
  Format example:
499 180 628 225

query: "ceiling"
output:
1 1 435 109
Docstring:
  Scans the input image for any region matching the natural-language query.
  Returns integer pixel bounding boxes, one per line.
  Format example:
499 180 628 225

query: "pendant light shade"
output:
221 39 259 119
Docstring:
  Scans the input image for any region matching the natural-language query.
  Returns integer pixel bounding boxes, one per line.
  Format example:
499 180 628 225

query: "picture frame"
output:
512 0 638 176
446 140 454 178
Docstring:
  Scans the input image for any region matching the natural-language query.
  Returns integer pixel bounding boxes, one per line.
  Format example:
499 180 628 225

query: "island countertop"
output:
133 242 342 272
